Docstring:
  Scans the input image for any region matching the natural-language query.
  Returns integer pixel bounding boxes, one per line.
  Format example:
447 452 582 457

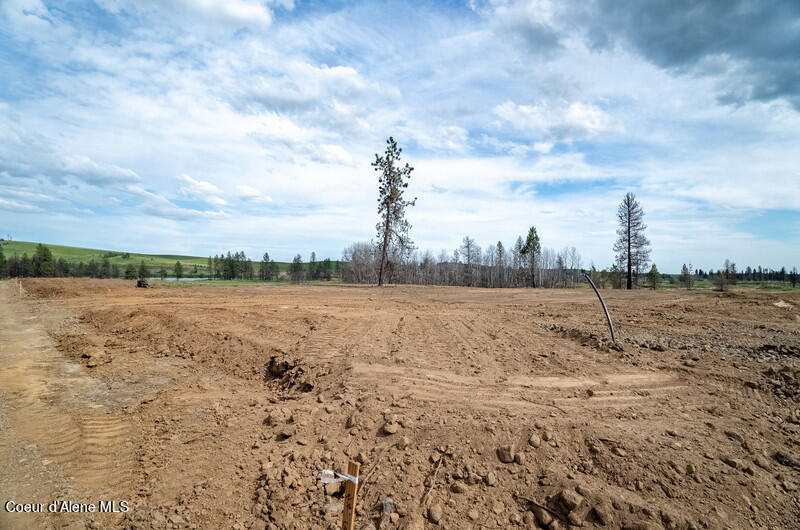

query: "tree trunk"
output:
626 207 632 290
378 203 391 286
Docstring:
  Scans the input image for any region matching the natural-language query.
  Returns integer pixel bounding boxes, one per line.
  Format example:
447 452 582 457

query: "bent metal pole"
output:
583 273 616 345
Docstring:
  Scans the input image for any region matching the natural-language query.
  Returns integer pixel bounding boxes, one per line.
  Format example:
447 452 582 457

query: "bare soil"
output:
1 278 799 529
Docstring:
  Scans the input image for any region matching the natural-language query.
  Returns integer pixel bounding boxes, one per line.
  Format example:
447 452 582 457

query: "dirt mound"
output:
22 278 134 298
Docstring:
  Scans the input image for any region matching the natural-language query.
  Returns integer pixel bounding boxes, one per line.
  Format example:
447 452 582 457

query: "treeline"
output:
0 243 179 280
0 243 341 283
342 235 585 288
207 251 339 282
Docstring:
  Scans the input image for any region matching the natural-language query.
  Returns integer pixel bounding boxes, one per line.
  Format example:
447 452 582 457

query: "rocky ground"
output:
1 279 798 529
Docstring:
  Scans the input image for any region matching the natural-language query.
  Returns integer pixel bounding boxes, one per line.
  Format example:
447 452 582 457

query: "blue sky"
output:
1 0 799 272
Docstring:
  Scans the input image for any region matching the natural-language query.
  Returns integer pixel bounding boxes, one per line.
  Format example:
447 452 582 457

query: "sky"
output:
1 0 799 272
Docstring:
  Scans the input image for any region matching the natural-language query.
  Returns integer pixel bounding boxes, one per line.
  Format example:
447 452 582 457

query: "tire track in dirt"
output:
0 281 134 529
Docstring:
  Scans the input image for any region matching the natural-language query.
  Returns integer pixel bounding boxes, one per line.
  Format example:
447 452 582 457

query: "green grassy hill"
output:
1 240 339 276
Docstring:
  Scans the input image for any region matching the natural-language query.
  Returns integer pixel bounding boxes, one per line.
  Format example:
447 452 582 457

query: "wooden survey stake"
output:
341 460 360 530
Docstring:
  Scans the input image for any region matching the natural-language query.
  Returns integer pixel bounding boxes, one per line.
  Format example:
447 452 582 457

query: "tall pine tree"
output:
373 137 416 286
613 192 651 289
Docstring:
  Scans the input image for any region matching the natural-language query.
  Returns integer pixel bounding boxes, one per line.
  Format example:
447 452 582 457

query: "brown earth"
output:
1 278 799 530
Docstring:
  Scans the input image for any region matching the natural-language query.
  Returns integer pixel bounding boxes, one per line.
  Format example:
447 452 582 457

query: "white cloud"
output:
494 99 622 141
177 173 227 205
125 185 229 220
235 184 273 203
60 155 141 185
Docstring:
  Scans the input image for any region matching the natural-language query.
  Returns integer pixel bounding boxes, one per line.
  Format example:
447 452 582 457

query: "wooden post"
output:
341 460 360 530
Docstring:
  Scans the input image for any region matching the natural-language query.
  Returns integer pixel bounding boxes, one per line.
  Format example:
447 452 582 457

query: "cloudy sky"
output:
1 0 799 271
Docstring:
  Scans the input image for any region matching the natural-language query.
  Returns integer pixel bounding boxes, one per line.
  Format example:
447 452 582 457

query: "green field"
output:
1 240 339 276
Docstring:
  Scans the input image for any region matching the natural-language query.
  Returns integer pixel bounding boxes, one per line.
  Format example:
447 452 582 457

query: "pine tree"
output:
613 192 651 289
174 261 183 281
138 260 148 281
34 243 54 277
374 137 416 286
290 254 304 283
260 252 271 281
309 252 317 280
648 264 661 290
679 263 693 289
102 257 112 278
159 267 167 280
520 226 541 288
124 263 136 280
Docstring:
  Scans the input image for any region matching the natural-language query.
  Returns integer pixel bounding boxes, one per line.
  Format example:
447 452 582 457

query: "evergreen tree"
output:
647 264 661 290
54 258 69 277
290 254 304 283
101 257 112 278
174 261 183 281
87 259 99 278
269 260 280 281
520 226 541 288
613 192 650 289
19 253 31 277
124 263 136 280
322 258 332 280
0 245 6 278
260 252 271 281
679 263 693 289
159 267 167 280
138 260 148 281
111 263 120 278
34 243 54 277
309 251 317 280
373 137 416 286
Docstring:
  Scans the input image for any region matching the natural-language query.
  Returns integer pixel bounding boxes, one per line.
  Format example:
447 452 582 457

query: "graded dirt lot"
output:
1 279 799 530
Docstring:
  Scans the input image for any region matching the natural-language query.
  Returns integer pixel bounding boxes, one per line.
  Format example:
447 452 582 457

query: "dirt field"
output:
1 279 799 530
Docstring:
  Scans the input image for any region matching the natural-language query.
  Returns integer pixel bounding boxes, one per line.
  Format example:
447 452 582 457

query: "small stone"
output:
559 489 584 511
383 422 400 435
685 463 696 475
542 431 552 441
324 481 343 496
568 509 585 526
497 444 515 463
613 447 627 457
523 512 535 526
428 504 443 524
396 436 411 450
389 513 399 524
528 433 541 448
467 509 479 521
514 453 526 465
593 504 612 526
532 506 552 526
450 482 466 494
721 456 741 469
484 472 498 486
509 512 522 524
492 500 504 514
